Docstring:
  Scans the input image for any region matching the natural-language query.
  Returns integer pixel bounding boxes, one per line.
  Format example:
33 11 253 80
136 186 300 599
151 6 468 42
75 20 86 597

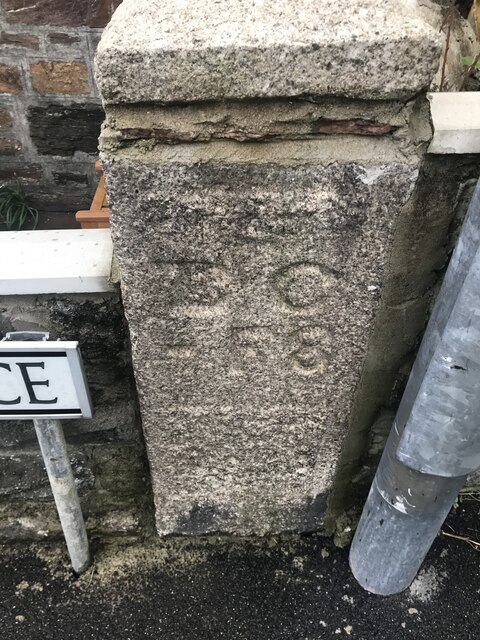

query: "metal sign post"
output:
0 331 92 574
349 179 480 595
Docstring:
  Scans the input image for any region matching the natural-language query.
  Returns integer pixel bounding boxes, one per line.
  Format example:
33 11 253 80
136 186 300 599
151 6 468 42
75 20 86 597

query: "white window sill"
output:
428 92 480 154
0 229 114 295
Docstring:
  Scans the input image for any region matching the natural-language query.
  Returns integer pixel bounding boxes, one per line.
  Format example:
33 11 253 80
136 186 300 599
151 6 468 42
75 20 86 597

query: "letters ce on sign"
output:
0 342 92 420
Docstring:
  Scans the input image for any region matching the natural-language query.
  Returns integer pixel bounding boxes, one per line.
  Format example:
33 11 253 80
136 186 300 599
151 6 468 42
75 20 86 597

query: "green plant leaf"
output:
0 186 39 230
462 55 480 69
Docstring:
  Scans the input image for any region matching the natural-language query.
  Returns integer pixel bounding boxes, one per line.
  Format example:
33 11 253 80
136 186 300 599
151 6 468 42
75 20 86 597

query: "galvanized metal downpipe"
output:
34 419 90 574
350 180 480 595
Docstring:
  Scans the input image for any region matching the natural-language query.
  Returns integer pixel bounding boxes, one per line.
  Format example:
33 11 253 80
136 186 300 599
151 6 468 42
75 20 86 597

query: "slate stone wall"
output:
0 291 152 540
0 1 121 228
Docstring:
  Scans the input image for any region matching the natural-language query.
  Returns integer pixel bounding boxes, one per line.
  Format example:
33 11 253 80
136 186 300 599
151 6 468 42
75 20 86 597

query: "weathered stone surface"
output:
52 171 89 186
48 32 82 45
325 159 480 538
0 33 40 49
85 0 123 28
0 138 21 155
102 144 419 535
0 163 43 181
105 99 407 145
4 0 122 28
96 0 448 539
0 64 22 94
89 31 102 53
30 62 90 95
96 0 441 104
0 107 13 128
0 451 94 499
28 103 103 155
27 193 92 225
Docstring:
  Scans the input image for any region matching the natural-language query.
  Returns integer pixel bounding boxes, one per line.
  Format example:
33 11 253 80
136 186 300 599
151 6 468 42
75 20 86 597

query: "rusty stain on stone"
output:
118 119 396 144
119 128 199 143
221 128 276 141
312 118 397 136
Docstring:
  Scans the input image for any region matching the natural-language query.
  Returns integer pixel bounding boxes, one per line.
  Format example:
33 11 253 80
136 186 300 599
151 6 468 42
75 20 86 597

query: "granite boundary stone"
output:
97 0 446 536
102 150 419 535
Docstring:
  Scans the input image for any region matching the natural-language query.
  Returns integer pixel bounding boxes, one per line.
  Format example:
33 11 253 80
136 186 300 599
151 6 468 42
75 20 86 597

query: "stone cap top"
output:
96 0 441 104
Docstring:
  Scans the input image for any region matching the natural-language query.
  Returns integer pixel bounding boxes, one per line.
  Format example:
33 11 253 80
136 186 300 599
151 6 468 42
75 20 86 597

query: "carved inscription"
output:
231 325 275 362
291 326 331 374
156 262 231 307
235 211 298 243
230 323 332 375
276 263 337 308
159 261 335 375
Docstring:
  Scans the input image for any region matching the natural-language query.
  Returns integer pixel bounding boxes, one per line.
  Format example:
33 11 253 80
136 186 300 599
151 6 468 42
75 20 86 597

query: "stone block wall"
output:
0 1 121 228
0 291 152 540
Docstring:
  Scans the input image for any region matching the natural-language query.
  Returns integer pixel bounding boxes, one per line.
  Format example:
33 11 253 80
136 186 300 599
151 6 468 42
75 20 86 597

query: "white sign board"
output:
0 341 92 420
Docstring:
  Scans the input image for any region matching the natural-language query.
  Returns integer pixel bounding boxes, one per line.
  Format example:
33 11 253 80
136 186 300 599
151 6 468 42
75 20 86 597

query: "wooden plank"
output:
76 161 110 229
90 175 106 212
75 210 111 229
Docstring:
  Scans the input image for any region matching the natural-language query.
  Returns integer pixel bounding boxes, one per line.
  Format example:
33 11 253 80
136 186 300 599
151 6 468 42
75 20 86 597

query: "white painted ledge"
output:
0 229 115 295
428 92 480 154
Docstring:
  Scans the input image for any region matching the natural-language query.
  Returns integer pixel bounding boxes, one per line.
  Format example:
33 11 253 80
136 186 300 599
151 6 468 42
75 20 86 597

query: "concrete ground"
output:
0 497 478 640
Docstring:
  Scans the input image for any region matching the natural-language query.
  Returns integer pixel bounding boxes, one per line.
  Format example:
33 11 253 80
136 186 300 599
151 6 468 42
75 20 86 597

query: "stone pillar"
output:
96 0 441 535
